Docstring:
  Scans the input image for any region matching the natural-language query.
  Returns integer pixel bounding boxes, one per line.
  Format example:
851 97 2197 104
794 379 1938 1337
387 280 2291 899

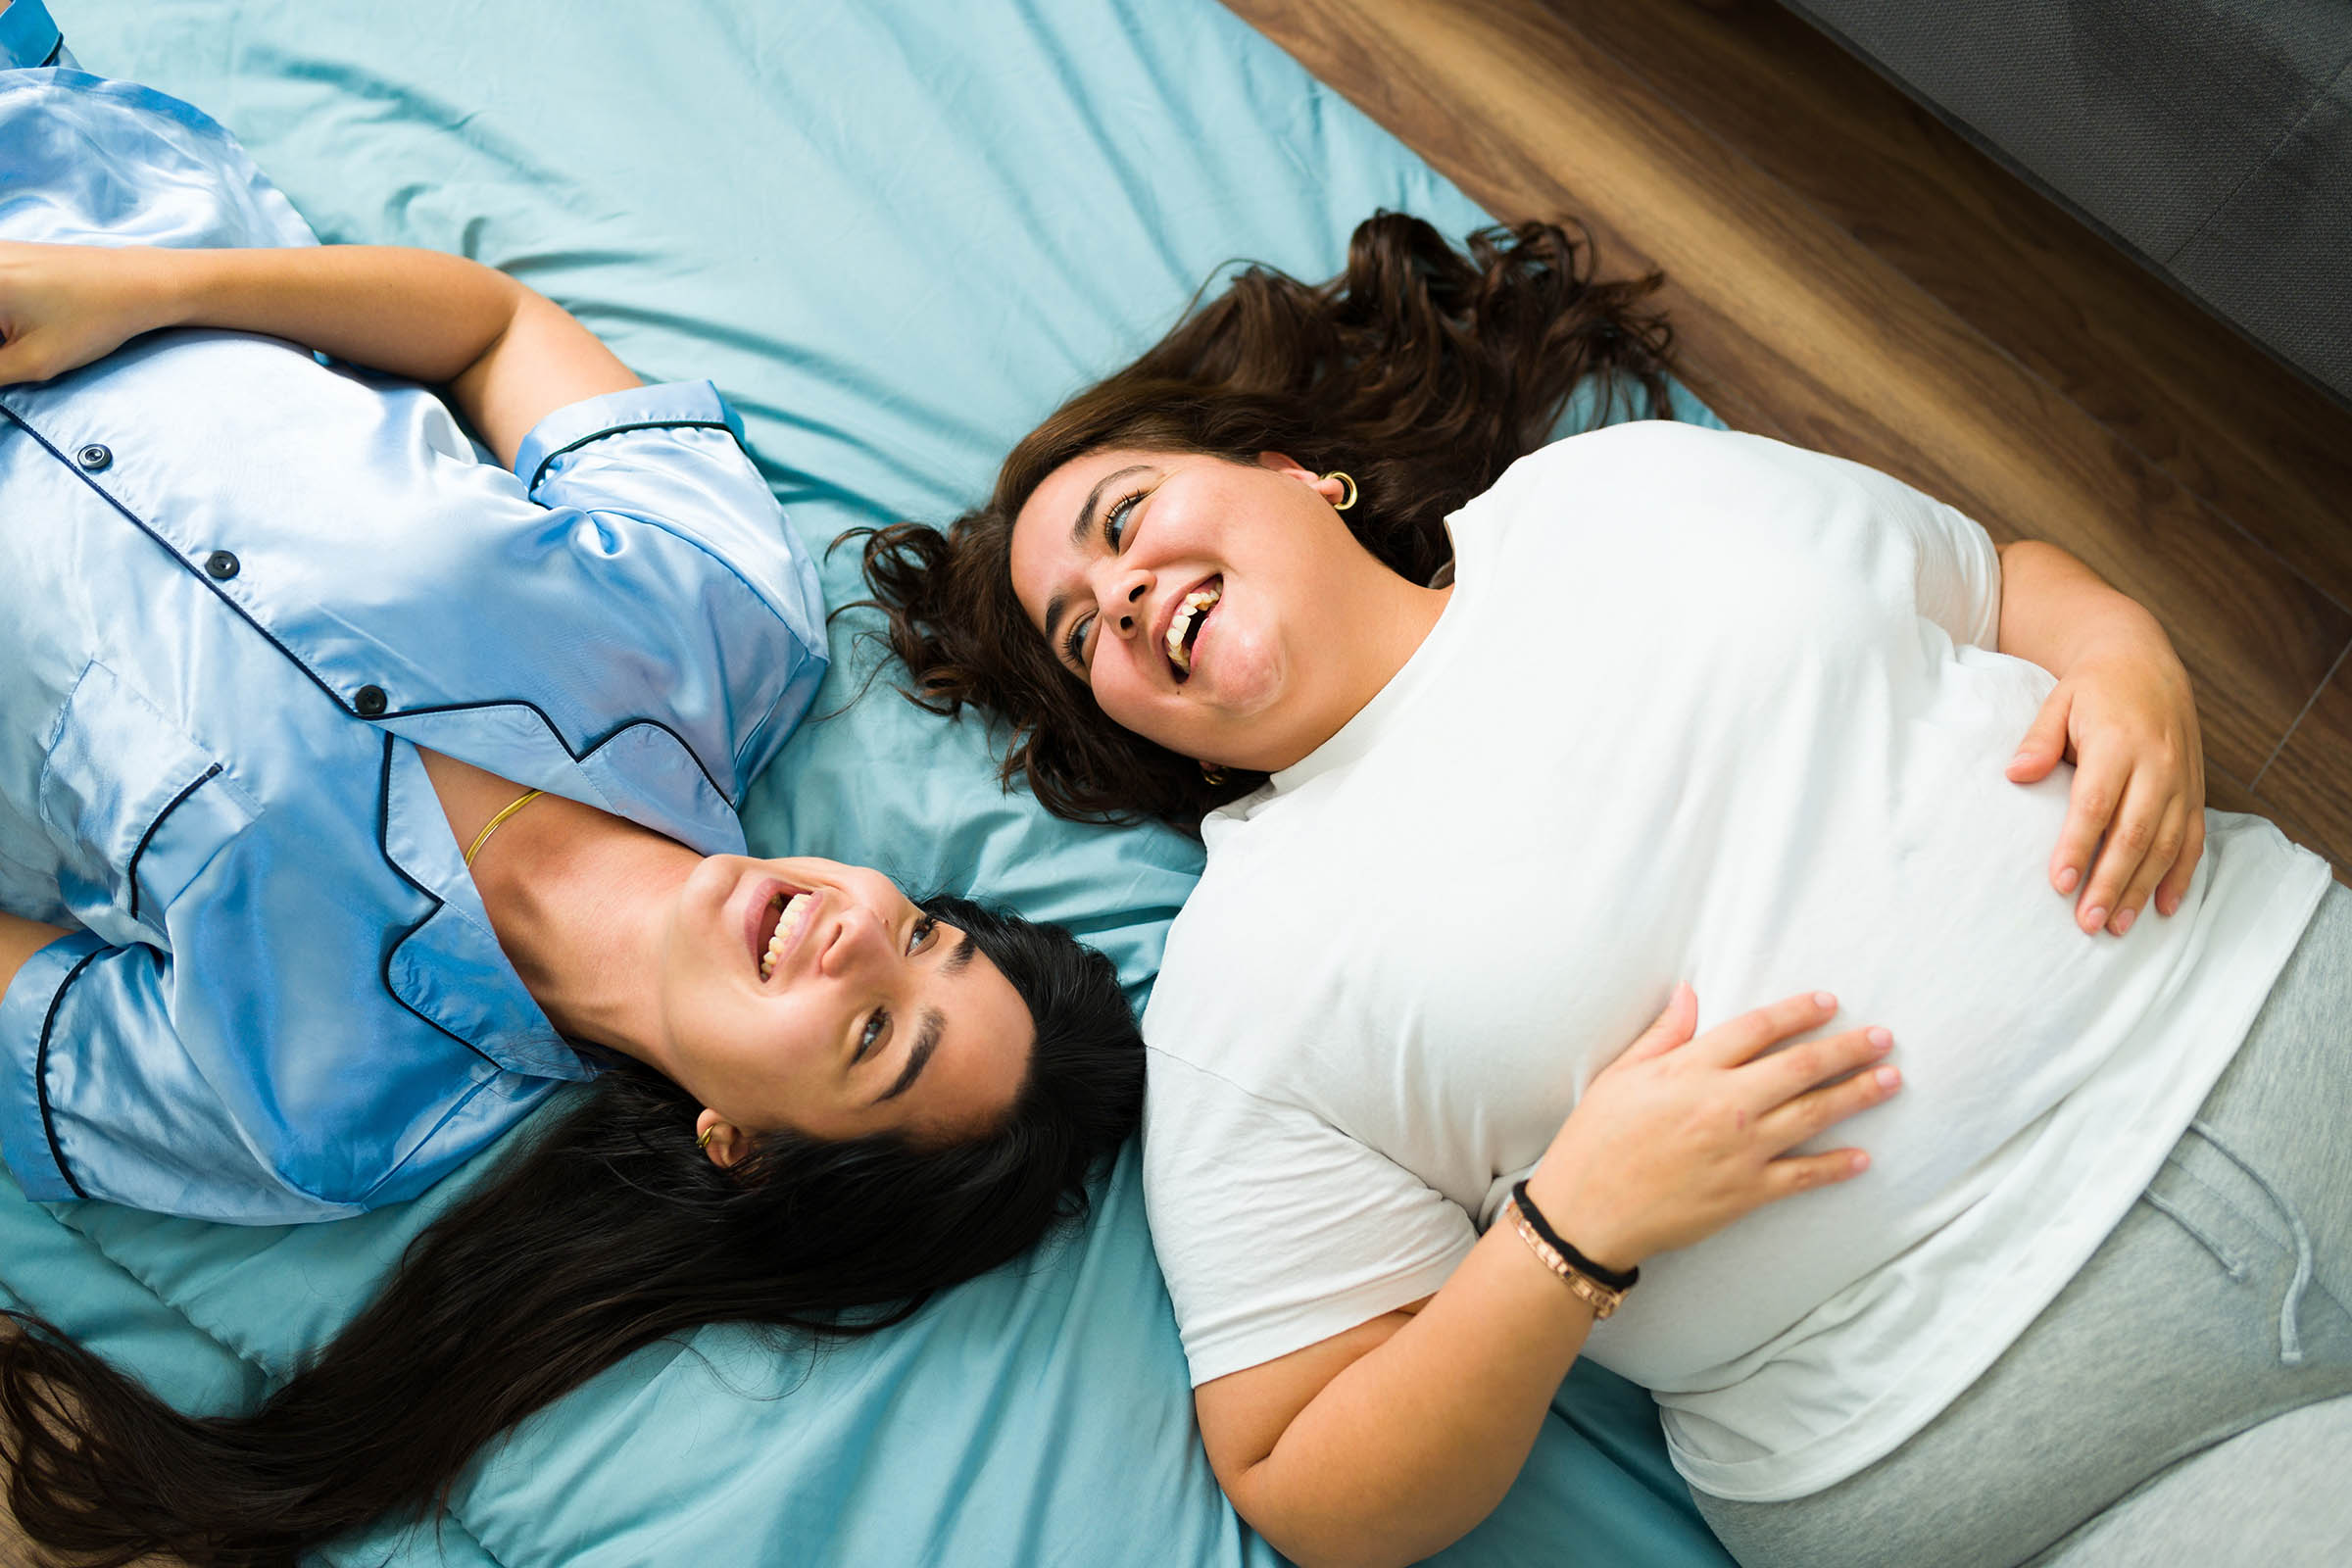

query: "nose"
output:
1100 564 1152 640
819 901 893 978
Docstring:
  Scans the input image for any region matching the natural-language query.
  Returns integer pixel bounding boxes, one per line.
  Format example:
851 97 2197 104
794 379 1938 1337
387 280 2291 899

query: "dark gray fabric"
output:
1782 1 2352 406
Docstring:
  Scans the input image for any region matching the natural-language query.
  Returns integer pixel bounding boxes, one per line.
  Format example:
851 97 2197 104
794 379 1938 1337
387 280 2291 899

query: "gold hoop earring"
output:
696 1128 715 1151
1321 471 1358 512
1200 761 1230 787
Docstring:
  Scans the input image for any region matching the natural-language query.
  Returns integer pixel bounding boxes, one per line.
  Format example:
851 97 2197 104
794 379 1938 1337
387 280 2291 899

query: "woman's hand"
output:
2004 634 2205 936
1198 988 1894 1568
1527 985 1896 1271
0 241 172 384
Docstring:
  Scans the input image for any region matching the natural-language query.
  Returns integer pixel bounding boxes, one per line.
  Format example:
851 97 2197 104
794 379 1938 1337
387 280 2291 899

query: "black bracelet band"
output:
1510 1180 1640 1292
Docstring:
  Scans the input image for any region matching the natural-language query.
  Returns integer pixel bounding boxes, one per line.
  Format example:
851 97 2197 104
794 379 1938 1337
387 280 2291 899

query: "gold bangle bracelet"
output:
465 788 544 868
1502 1195 1629 1319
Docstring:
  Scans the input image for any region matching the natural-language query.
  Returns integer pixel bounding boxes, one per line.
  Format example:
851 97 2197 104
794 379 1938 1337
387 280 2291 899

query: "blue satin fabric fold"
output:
0 1 62 71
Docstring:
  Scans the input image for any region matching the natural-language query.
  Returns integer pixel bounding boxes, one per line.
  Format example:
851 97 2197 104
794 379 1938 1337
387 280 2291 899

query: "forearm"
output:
95 243 636 467
1212 989 1891 1566
1229 1224 1594 1568
1996 540 2176 678
121 244 524 388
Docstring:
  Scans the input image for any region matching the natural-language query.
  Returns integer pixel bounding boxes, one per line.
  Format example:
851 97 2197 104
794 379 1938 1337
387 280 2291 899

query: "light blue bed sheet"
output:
12 1 1730 1562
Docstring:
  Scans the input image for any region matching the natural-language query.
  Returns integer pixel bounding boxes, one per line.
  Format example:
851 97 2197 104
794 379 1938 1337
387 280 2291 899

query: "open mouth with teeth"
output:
755 890 816 981
1166 578 1221 679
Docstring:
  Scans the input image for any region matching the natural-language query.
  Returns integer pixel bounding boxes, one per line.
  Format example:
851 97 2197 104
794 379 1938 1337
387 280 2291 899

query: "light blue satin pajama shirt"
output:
0 67 828 1222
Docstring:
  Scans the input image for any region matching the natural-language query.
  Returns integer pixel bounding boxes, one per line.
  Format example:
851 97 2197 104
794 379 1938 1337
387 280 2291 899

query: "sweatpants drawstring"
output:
2143 1188 2248 1280
2192 1119 2315 1366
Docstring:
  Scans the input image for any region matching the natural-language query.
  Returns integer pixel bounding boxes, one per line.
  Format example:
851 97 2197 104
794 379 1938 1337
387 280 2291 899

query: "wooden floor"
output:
1226 0 2352 885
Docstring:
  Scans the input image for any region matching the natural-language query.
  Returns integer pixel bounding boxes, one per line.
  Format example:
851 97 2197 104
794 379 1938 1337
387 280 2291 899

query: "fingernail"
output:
2113 907 2135 936
1868 1027 1892 1052
2009 750 2033 768
1849 1152 1871 1173
1875 1067 1901 1089
2056 866 2079 894
2083 906 2107 931
1814 991 1837 1010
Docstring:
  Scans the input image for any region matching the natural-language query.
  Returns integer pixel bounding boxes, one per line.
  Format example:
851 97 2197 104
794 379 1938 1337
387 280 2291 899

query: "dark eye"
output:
858 1008 888 1061
1060 487 1151 673
906 915 938 956
1104 488 1145 550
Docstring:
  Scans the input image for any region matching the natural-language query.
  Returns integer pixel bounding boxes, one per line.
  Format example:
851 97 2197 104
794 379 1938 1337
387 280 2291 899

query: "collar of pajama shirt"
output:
0 69 828 1221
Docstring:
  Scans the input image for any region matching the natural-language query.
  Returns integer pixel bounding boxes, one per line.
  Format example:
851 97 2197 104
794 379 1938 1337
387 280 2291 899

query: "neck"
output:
1364 577 1451 697
465 794 695 1068
1260 573 1453 774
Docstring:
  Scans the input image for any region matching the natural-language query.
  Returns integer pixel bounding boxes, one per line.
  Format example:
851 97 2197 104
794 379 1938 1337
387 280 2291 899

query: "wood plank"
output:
2251 644 2352 879
1533 0 2352 612
2207 765 2352 889
1222 0 2352 790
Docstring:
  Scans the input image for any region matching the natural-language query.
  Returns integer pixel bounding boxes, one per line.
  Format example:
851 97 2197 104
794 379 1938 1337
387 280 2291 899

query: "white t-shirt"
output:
1140 421 2330 1502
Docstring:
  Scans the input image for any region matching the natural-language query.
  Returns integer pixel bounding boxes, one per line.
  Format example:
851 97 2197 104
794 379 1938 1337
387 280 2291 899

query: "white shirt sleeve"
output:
1795 446 2005 652
1142 1049 1476 1387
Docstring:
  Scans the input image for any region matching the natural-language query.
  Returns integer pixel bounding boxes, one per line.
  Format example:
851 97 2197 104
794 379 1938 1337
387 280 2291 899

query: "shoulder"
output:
515 383 812 608
1451 422 1891 561
1145 835 1315 1065
1446 420 1712 544
1488 420 1834 504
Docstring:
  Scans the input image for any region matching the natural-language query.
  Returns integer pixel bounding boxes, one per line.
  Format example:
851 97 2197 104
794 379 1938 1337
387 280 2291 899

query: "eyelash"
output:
857 917 940 1060
1061 488 1150 669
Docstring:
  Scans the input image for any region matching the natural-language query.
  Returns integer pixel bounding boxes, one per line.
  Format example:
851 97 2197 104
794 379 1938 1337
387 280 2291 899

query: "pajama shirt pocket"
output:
36 659 258 949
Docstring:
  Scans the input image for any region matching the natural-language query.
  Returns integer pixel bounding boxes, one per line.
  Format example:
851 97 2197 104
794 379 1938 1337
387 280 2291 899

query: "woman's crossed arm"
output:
0 240 636 466
1195 987 1900 1568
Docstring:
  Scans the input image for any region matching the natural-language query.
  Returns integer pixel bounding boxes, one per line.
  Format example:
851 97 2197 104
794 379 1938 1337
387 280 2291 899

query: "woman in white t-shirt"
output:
860 214 2350 1566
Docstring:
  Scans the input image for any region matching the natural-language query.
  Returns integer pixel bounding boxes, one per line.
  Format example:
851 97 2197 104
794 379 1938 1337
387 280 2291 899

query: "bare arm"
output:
0 241 637 467
0 910 73 1006
1994 540 2175 684
1196 989 1900 1568
1994 539 2204 934
1201 1239 1587 1567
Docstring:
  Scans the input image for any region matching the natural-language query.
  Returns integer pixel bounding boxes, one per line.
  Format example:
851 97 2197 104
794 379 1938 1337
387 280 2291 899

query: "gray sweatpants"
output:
1695 880 2352 1568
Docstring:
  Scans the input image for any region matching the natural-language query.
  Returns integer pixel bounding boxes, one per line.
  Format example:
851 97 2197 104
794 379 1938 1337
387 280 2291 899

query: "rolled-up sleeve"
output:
510 381 828 780
0 933 367 1222
513 379 750 496
0 0 62 71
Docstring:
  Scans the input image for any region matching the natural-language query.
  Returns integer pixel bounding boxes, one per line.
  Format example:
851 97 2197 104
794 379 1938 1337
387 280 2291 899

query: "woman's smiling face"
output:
1008 449 1409 772
657 855 1034 1157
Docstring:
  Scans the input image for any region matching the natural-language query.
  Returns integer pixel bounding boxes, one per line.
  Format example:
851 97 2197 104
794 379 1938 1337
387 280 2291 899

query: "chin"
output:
1190 679 1291 750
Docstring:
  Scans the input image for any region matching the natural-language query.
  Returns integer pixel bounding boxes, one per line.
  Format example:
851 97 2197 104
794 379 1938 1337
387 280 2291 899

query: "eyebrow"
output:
875 933 976 1103
1042 464 1152 651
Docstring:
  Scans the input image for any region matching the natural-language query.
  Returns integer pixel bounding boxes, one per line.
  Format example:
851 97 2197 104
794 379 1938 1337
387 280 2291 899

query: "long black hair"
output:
0 895 1142 1568
857 211 1675 830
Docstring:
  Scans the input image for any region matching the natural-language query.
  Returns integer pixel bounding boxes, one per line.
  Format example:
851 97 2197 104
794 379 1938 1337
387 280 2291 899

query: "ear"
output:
694 1106 746 1169
1256 451 1348 509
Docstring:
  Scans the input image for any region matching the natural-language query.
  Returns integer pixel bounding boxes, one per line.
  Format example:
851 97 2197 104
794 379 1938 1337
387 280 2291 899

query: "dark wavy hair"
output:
0 895 1141 1568
856 212 1675 830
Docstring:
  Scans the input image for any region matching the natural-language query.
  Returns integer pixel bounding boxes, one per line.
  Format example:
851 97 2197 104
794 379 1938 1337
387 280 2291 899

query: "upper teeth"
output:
760 892 812 980
1167 584 1221 673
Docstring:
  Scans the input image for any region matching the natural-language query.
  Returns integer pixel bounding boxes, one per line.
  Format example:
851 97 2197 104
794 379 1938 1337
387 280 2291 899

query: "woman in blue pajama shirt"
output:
0 59 1141 1561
